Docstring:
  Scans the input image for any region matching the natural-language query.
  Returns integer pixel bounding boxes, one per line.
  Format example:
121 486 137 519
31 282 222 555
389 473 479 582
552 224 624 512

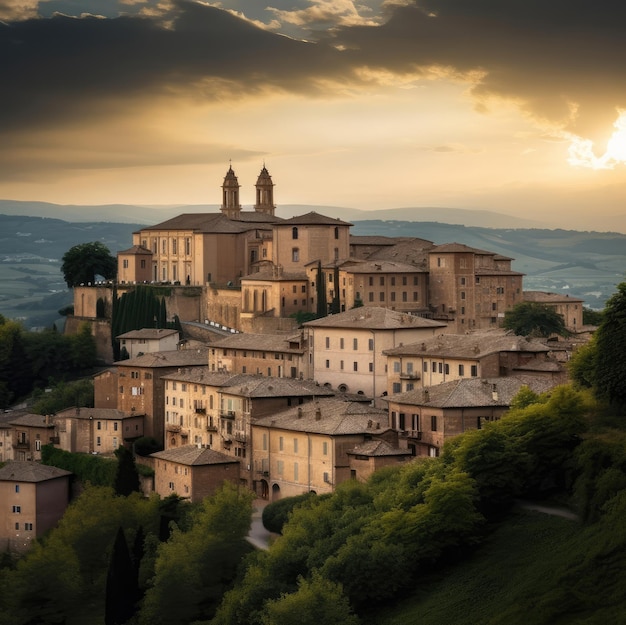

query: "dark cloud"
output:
2 0 625 152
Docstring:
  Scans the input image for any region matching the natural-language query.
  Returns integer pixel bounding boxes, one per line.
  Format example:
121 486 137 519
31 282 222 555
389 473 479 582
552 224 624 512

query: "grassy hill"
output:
368 504 626 625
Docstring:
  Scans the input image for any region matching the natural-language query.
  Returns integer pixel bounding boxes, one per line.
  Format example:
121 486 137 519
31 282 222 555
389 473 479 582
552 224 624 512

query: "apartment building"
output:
116 328 180 359
384 332 560 394
9 414 57 461
0 462 71 552
385 375 557 457
252 398 391 499
304 307 447 400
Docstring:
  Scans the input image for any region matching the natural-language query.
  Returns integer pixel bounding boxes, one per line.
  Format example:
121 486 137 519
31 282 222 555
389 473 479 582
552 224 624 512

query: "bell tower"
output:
254 165 275 216
221 164 241 219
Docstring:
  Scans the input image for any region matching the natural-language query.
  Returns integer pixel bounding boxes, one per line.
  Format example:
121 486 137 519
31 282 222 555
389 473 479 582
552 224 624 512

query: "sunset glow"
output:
568 110 626 170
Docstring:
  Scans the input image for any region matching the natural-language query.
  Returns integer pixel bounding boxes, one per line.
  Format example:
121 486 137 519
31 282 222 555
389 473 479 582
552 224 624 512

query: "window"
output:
459 364 465 376
445 363 450 375
461 291 466 300
369 362 373 372
368 338 374 351
353 338 358 350
325 336 330 349
35 440 41 451
294 438 298 453
97 436 101 447
340 360 344 370
379 291 384 301
186 238 191 255
334 226 339 239
14 484 19 493
353 361 358 371
460 277 466 285
114 422 118 431
368 292 374 302
292 248 299 262
294 462 299 481
340 338 345 349
432 362 437 372
279 436 284 451
292 227 298 239
431 415 437 431
12 506 21 513
393 361 401 373
322 441 328 455
392 382 401 393
263 433 268 450
123 259 129 269
277 460 284 475
325 359 330 369
471 365 478 377
380 276 385 286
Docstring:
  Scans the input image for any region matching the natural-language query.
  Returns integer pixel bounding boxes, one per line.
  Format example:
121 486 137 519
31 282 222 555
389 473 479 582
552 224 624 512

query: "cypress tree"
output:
316 262 327 318
331 265 341 314
105 527 137 625
113 446 140 497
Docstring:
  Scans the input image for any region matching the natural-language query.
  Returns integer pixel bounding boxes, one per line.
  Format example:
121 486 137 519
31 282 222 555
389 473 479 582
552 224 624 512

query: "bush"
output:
262 493 317 534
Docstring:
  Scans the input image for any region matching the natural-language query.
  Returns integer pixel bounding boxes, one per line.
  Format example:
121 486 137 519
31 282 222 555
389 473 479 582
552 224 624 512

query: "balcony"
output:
194 407 206 414
233 430 247 443
399 372 420 380
220 410 236 419
15 440 30 449
166 423 181 433
206 424 218 432
406 430 422 440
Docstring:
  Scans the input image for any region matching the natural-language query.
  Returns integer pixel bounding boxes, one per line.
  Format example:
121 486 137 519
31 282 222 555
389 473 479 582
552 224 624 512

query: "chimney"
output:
424 389 430 403
492 383 498 402
297 407 303 418
315 406 322 421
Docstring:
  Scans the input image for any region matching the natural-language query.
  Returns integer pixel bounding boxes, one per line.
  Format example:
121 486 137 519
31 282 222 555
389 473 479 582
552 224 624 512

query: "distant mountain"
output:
0 199 550 229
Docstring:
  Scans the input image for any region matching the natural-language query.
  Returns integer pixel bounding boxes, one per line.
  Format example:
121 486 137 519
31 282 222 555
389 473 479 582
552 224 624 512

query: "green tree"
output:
61 241 117 288
114 446 141 497
31 379 94 415
583 306 604 325
315 262 327 318
0 318 32 407
503 301 570 338
568 337 598 389
593 280 626 409
261 572 360 625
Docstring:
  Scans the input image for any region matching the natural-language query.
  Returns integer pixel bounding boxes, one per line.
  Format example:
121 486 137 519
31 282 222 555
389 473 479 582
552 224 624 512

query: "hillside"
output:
1 212 624 328
370 505 626 625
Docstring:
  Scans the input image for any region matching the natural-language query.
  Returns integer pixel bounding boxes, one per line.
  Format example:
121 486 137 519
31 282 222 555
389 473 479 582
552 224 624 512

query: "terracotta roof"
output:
384 332 550 358
116 328 180 340
223 377 334 399
9 413 55 428
0 461 71 482
339 259 426 274
161 368 236 385
55 408 141 420
278 211 353 226
430 243 497 255
386 375 556 408
115 348 208 368
151 445 238 466
254 398 388 435
241 269 307 281
475 268 524 276
118 245 152 256
523 291 585 303
138 212 280 234
304 307 447 330
365 239 433 265
209 333 305 353
347 439 412 457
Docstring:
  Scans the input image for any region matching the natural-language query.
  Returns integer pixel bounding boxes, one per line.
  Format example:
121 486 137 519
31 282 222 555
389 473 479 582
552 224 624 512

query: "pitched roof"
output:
55 407 141 420
254 398 388 435
347 439 412 457
278 211 352 226
116 328 180 340
430 242 496 255
118 245 152 256
151 445 238 466
338 259 426 274
115 348 208 368
523 291 585 304
9 413 55 428
0 461 71 482
386 375 556 409
383 332 550 358
208 332 305 353
223 377 334 399
304 307 447 330
138 212 281 234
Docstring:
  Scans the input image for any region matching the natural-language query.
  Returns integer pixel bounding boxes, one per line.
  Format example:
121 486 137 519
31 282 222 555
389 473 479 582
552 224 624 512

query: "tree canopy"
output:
503 301 569 338
61 241 117 288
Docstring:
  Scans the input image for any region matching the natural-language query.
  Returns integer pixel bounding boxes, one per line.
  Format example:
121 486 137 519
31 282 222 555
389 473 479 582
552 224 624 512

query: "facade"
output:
252 398 391 500
162 369 334 489
304 307 448 400
384 332 560 394
207 331 309 379
523 291 584 331
346 439 413 483
117 328 181 359
9 414 57 461
54 407 144 454
151 445 240 502
385 375 557 457
0 462 71 552
93 348 209 446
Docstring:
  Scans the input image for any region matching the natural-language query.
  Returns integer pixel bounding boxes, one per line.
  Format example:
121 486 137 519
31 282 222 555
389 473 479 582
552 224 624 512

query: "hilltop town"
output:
1 166 593 552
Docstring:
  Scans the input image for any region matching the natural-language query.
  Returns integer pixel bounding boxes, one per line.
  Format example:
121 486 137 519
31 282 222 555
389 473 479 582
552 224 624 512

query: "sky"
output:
2 0 626 230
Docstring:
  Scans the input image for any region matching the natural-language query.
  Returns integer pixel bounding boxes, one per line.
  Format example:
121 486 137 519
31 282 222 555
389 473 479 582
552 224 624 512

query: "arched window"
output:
292 227 298 239
334 226 339 239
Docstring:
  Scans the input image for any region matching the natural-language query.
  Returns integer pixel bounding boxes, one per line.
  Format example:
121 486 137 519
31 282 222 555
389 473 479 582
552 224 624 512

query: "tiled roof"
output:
0 461 71 482
116 328 180 340
151 445 238 466
138 212 281 234
365 239 433 265
387 375 556 408
115 348 208 368
304 307 447 330
278 211 353 226
118 245 152 255
347 439 412 457
474 268 524 276
339 259 426 274
241 269 307 281
254 398 388 435
384 332 550 358
223 377 334 399
161 368 237 385
9 413 55 428
55 408 140 420
208 333 305 353
523 291 585 303
430 242 496 255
